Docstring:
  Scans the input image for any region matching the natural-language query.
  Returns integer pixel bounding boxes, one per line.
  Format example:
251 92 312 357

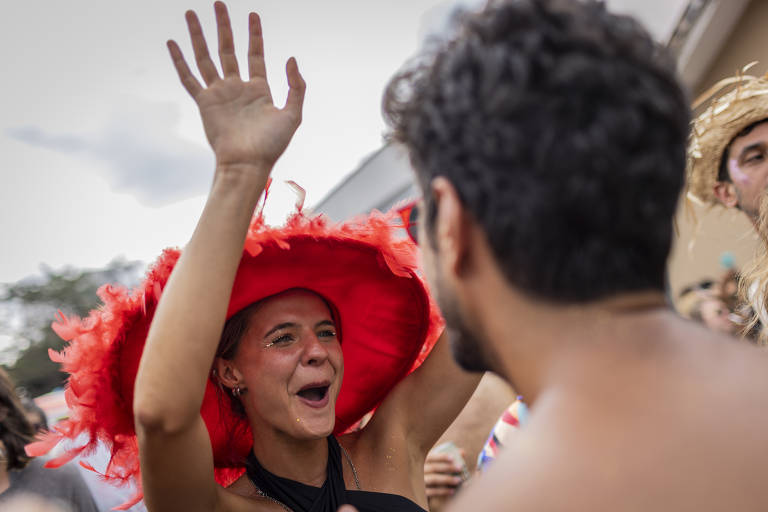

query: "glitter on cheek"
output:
729 159 751 185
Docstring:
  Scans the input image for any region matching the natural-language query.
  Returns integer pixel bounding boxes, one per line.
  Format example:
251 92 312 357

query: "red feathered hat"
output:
27 200 442 510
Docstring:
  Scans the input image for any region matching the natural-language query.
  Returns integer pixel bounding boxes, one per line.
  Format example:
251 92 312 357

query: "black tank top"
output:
245 436 426 512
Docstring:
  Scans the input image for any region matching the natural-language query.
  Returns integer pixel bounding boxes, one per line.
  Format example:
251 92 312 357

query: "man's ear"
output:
214 358 243 390
713 181 739 208
430 177 471 277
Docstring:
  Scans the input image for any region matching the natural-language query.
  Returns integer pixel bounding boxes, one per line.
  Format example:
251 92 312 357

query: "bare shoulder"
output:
448 339 768 512
446 419 620 511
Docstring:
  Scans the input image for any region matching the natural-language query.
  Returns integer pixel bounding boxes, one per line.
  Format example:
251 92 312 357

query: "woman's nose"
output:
302 332 329 366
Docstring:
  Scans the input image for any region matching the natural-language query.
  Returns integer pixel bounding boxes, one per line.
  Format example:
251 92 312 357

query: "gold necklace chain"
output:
255 490 293 512
254 443 361 512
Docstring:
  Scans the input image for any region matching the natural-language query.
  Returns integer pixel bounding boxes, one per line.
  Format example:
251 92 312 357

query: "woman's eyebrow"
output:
264 322 298 339
315 320 335 329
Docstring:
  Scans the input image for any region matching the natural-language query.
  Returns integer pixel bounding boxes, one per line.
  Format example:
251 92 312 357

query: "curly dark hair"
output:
0 368 35 470
383 0 690 302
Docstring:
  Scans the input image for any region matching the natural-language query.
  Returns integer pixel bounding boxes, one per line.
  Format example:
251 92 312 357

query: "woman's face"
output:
232 290 343 440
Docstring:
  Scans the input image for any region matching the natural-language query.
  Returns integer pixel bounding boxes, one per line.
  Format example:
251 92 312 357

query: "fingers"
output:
425 452 463 473
425 473 463 488
424 450 464 497
426 485 457 497
424 459 461 475
247 12 267 80
214 1 240 78
167 40 203 98
283 57 306 122
185 9 220 86
426 452 459 464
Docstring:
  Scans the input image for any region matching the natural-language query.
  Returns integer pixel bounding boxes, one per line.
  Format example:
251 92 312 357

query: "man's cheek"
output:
728 158 751 186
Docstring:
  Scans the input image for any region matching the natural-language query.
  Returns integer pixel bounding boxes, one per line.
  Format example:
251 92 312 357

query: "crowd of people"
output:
675 268 757 340
0 368 97 511
5 0 768 510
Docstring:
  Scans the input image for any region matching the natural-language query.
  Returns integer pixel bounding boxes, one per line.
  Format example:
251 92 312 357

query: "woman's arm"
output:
366 330 483 456
132 4 304 511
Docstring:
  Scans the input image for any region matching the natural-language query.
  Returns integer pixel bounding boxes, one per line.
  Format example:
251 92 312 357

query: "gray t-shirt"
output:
0 458 99 512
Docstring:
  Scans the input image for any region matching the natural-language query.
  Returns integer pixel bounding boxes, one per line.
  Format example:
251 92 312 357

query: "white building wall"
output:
312 144 417 221
313 1 740 222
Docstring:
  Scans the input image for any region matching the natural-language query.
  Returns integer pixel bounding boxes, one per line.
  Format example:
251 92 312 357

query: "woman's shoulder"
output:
225 472 257 498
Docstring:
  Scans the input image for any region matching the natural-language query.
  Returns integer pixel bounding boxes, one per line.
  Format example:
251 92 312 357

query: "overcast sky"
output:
0 0 685 285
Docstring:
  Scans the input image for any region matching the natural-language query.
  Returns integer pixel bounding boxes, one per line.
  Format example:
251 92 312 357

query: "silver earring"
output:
233 385 241 397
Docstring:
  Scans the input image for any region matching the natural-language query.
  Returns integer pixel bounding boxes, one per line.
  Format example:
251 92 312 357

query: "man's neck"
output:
474 286 670 406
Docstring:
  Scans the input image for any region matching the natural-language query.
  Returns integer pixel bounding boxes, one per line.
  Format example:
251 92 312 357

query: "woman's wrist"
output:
214 161 271 184
212 163 271 201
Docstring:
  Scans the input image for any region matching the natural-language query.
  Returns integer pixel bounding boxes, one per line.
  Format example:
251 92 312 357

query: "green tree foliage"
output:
0 259 142 397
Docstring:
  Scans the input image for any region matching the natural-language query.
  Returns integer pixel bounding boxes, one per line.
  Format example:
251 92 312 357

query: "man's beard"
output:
434 278 495 373
734 186 760 220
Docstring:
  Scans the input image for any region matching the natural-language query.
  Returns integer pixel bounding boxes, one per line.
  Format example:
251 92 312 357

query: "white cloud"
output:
8 98 213 207
0 0 513 284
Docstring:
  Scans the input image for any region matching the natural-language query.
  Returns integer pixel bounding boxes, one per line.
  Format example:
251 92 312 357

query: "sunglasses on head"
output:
397 199 419 245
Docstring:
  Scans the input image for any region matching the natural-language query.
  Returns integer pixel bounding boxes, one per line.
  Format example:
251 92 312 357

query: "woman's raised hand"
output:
168 2 305 177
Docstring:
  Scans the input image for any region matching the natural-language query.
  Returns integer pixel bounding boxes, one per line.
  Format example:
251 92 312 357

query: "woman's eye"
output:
746 152 764 163
267 334 295 347
318 329 337 339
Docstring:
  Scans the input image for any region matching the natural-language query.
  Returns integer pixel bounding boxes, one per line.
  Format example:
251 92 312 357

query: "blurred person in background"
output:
423 377 532 511
687 64 768 227
4 494 67 512
717 268 740 312
20 393 147 511
20 397 49 433
687 65 768 343
676 285 739 336
423 373 514 511
474 398 526 475
675 268 760 341
0 367 97 511
379 0 768 509
735 187 768 343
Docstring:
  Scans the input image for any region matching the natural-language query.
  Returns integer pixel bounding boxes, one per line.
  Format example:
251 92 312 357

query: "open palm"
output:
168 2 305 171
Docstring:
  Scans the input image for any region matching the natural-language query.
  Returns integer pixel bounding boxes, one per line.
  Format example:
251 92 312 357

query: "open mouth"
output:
297 383 330 406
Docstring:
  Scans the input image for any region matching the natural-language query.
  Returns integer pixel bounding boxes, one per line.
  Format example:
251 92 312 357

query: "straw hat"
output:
687 63 768 206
